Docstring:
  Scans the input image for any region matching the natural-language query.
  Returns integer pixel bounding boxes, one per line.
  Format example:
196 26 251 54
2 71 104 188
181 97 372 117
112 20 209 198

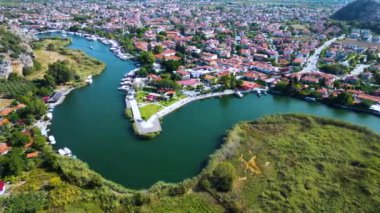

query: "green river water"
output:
46 34 380 189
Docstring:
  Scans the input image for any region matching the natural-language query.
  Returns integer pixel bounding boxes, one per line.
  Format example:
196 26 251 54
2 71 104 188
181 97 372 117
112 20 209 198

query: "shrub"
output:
211 162 237 192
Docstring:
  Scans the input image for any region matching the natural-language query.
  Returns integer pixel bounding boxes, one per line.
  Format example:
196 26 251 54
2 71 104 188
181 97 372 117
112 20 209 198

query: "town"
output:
0 0 380 212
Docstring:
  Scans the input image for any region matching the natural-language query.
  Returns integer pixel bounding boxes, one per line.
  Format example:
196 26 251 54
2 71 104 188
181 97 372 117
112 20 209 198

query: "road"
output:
301 34 346 74
336 64 371 80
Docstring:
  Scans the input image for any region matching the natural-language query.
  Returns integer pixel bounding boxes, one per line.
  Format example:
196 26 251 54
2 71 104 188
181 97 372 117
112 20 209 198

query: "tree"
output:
154 79 180 90
139 51 155 67
211 162 237 192
9 131 30 147
7 148 25 176
153 45 164 54
47 60 74 84
68 25 81 32
333 92 354 106
374 72 380 85
219 74 241 89
162 60 182 72
3 192 46 212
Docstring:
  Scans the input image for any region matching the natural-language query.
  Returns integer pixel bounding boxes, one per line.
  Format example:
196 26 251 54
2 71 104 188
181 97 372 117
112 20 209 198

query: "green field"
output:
0 79 36 98
202 114 380 211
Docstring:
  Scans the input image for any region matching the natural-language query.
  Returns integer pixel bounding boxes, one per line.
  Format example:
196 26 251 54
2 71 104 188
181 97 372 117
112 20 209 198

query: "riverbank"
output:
5 114 379 212
270 90 380 117
36 30 135 61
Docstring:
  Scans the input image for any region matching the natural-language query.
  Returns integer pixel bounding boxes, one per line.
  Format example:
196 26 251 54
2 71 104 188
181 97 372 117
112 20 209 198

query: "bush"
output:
211 162 237 192
3 191 47 212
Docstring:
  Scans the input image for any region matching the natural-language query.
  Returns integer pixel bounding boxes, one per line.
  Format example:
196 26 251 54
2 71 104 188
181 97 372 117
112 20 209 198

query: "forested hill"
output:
331 0 380 33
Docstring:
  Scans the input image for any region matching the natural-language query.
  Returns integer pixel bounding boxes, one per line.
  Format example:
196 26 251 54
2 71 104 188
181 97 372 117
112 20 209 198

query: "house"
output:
177 79 201 87
48 92 63 103
147 74 161 82
0 143 10 155
146 93 161 102
0 118 9 126
357 94 380 104
240 81 261 91
134 41 149 51
26 151 39 158
345 76 359 84
0 181 5 195
176 70 190 80
203 74 216 84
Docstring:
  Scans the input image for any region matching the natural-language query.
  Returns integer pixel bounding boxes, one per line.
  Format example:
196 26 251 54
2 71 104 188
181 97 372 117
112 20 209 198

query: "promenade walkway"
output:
153 90 235 119
126 90 235 135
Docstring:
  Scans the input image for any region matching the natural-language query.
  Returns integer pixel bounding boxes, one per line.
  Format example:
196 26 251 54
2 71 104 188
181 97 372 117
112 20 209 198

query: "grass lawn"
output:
139 104 163 120
28 38 105 84
136 91 149 103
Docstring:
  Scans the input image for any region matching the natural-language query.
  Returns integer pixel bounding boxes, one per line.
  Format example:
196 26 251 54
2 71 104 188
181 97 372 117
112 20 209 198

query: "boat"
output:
262 90 268 95
48 135 56 145
305 97 317 102
85 75 93 84
86 35 97 41
46 113 53 120
235 91 243 98
90 45 94 50
58 147 72 157
118 86 129 91
257 90 262 97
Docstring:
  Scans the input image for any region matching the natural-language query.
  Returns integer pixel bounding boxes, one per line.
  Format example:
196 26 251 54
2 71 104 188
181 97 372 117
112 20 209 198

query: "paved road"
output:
337 64 371 80
350 64 370 76
301 34 346 74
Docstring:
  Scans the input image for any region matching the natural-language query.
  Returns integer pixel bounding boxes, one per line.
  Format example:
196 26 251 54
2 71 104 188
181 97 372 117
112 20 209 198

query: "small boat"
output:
257 90 262 97
48 135 56 145
46 113 53 120
305 97 317 102
235 91 243 98
263 90 268 95
90 45 94 50
58 147 72 157
85 75 93 84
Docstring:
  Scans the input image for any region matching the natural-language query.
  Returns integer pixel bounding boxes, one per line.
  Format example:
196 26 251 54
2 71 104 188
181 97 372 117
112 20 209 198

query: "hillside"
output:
1 114 379 212
331 0 380 32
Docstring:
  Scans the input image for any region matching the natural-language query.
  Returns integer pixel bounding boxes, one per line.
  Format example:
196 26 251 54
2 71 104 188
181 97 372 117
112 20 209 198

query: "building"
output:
0 143 10 155
48 92 63 103
0 181 5 195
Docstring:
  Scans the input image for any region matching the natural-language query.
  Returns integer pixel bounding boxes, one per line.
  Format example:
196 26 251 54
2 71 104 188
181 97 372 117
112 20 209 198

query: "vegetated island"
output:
29 37 106 87
1 114 379 212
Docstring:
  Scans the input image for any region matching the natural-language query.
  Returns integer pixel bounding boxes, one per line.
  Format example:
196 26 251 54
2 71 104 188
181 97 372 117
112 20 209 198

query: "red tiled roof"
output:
26 151 39 158
357 94 380 103
0 143 10 155
177 79 200 86
0 119 9 126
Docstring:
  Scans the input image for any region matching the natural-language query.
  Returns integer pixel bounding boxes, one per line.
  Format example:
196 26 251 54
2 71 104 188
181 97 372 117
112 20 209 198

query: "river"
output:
45 33 380 189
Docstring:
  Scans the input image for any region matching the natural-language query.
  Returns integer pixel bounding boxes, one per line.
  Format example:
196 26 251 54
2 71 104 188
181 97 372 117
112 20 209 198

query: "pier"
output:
126 90 236 136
